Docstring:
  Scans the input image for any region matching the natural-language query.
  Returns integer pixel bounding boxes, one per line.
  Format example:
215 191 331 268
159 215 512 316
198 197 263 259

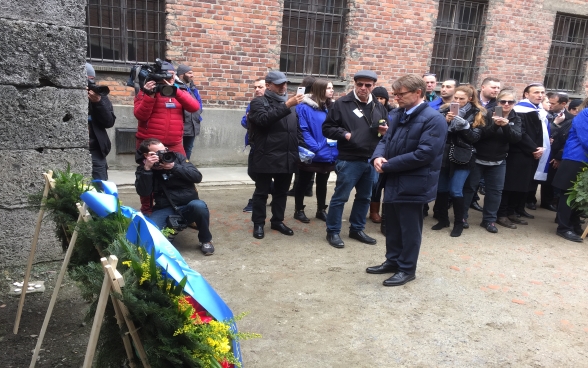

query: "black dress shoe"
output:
270 222 294 235
462 220 469 229
470 201 483 212
517 209 535 219
366 262 398 274
480 221 498 233
573 225 584 236
556 230 583 243
383 271 416 286
540 204 557 212
349 230 377 245
526 202 537 210
508 215 528 225
326 233 344 248
253 224 264 239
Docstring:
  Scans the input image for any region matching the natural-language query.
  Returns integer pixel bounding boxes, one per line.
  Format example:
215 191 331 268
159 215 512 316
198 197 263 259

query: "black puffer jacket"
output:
322 91 389 161
474 108 522 161
88 95 116 157
247 92 304 173
135 152 201 211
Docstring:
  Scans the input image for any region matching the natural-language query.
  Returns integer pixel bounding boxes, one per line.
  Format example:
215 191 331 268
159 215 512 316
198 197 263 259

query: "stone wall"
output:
0 0 91 266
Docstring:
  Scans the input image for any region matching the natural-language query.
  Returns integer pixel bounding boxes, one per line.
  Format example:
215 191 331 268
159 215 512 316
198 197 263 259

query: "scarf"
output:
265 90 288 103
448 103 472 132
515 99 551 181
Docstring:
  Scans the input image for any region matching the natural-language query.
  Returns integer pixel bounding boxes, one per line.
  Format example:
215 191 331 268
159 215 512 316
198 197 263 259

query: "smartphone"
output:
495 106 503 118
297 86 306 95
450 102 459 115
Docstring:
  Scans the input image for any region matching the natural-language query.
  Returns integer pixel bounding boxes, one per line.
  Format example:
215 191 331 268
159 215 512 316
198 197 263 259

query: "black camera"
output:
145 58 177 97
88 80 110 96
156 150 177 164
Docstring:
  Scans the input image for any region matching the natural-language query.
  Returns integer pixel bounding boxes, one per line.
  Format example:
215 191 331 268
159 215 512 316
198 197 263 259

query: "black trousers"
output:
383 202 424 275
251 173 292 225
90 149 108 180
557 194 582 233
294 171 330 210
498 190 526 217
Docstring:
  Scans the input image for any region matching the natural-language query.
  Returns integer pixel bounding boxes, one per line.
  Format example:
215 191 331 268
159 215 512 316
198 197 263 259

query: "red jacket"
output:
134 88 201 144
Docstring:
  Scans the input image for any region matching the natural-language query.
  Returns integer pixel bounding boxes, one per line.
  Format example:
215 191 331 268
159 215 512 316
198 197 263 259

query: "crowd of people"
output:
86 61 588 286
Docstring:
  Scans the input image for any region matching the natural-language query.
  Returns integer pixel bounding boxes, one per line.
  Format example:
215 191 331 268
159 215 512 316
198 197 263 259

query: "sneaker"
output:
480 221 498 233
201 242 215 256
243 199 253 213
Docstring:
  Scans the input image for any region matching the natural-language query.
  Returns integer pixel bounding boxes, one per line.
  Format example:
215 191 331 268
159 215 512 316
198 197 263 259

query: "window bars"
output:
280 0 347 77
544 13 588 93
86 0 166 64
430 0 487 85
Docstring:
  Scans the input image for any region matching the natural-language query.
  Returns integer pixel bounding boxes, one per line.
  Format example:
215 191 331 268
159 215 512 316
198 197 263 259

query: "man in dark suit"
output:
367 74 447 286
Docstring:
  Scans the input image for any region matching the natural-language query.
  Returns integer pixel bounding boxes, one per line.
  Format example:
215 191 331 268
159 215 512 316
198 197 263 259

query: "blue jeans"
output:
183 135 196 160
149 199 212 243
437 168 470 198
326 159 376 234
462 161 506 223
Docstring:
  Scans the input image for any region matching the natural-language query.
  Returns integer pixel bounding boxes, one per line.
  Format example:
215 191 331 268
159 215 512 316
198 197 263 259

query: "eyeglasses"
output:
356 82 373 88
499 100 515 105
392 90 415 98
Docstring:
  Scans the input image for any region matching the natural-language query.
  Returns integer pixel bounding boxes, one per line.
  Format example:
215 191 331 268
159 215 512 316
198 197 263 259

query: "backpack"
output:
126 64 151 95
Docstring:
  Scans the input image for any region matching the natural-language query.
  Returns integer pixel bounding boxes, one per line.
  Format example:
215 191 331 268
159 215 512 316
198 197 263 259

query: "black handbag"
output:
448 143 472 165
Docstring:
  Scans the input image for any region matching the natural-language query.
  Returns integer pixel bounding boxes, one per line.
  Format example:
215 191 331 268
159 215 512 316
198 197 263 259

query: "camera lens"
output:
159 85 176 97
161 151 176 163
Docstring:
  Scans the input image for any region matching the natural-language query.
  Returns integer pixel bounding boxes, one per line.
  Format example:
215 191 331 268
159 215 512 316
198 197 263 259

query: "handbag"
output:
448 143 472 165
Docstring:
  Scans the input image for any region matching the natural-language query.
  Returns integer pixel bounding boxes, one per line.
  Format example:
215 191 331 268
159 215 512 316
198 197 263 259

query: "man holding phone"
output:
428 79 458 111
247 71 305 239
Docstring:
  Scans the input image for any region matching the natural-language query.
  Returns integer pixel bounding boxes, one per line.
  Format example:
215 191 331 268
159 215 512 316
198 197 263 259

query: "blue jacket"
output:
296 96 338 163
562 108 588 163
371 102 447 203
428 97 443 111
241 104 250 146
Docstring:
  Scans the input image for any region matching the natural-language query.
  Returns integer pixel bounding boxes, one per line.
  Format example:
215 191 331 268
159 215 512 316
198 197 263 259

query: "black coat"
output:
88 95 116 157
135 153 202 211
550 110 575 161
438 105 482 169
473 108 522 161
247 93 304 174
371 103 447 204
322 92 389 161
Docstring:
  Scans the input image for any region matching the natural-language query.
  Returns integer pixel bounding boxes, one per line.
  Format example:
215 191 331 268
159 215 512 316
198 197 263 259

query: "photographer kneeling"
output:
135 138 214 256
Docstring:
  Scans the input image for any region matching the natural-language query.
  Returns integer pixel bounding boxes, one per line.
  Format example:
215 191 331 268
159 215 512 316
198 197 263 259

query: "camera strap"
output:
160 180 188 222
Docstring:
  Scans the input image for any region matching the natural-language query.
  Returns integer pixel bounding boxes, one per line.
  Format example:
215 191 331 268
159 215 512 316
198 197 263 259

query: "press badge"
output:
165 102 176 108
353 108 363 118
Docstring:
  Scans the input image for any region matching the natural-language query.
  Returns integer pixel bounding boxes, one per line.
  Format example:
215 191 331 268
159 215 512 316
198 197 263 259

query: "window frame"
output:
85 0 167 65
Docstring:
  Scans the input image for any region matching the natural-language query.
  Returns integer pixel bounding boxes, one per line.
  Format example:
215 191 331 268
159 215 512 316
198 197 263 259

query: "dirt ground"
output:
2 184 587 367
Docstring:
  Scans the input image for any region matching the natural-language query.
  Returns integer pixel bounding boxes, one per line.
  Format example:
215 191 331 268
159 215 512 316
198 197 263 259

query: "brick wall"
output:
98 0 588 107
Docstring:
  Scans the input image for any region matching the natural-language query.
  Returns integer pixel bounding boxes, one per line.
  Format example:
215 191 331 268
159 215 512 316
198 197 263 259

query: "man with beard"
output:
175 64 203 160
479 77 501 109
428 79 458 111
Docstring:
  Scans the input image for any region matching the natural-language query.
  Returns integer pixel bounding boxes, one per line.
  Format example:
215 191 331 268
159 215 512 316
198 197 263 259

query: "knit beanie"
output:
85 63 95 78
176 64 191 76
372 87 389 103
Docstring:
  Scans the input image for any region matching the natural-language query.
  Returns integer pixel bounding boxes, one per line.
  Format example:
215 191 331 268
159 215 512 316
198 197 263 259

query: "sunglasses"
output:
499 100 515 105
356 82 373 88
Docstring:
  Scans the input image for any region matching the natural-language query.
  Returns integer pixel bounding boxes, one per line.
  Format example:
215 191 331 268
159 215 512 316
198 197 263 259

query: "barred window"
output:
430 0 488 84
280 0 347 77
86 0 166 64
544 13 588 93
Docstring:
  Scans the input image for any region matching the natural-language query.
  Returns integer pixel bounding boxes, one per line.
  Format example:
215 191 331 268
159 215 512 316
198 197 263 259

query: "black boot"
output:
315 205 328 221
294 205 310 223
432 192 450 230
450 197 465 237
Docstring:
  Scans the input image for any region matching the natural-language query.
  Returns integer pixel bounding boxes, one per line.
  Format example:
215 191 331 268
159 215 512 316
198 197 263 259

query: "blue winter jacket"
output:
371 102 447 204
241 104 250 146
296 96 338 163
562 108 588 163
428 97 443 111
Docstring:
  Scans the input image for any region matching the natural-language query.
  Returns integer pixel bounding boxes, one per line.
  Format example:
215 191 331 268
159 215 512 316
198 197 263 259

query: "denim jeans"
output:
437 167 470 198
183 135 196 160
149 199 212 243
326 159 376 234
462 161 506 223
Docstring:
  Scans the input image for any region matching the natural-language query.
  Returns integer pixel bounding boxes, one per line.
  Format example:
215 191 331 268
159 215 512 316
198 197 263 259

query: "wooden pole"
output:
582 226 588 239
83 256 136 368
29 203 86 367
14 171 53 334
103 260 151 368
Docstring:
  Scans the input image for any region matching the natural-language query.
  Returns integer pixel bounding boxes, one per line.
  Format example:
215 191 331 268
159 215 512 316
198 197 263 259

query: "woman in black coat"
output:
431 85 484 237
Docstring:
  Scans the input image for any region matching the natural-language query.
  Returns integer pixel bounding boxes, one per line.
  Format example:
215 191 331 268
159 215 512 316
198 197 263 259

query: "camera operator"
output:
134 61 200 156
86 63 116 180
135 138 214 256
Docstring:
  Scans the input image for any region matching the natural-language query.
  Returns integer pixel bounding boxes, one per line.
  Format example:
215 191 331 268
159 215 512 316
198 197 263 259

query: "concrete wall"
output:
0 0 91 266
106 106 250 169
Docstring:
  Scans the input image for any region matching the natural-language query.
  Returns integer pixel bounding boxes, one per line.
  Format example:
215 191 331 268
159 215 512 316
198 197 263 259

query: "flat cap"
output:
354 70 378 82
265 71 290 84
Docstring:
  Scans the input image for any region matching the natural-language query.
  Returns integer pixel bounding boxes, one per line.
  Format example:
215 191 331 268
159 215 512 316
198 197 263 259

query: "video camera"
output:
139 58 178 97
87 80 110 96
